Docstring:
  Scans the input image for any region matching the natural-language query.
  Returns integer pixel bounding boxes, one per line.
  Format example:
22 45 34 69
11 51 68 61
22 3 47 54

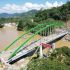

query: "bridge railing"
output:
3 21 60 52
3 23 48 51
9 21 64 59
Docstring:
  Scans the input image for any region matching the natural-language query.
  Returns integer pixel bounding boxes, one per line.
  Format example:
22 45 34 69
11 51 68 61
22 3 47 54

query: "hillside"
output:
0 10 37 18
34 1 70 22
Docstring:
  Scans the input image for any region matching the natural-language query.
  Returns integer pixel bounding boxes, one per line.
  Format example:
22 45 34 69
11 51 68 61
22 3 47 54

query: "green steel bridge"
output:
0 21 68 64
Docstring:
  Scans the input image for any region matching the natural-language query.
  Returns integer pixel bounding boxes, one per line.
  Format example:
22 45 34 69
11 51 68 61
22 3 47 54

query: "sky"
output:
0 0 69 14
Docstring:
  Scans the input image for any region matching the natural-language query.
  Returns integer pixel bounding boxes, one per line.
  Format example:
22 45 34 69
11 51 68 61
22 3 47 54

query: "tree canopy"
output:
34 1 70 22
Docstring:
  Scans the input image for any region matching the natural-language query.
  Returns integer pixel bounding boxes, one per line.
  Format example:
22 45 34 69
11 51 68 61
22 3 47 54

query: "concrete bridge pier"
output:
39 42 55 58
52 43 55 50
39 44 43 58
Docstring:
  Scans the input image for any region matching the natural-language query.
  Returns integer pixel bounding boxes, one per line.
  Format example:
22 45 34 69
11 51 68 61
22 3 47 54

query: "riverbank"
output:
0 25 41 52
0 25 70 70
0 25 70 51
0 26 24 51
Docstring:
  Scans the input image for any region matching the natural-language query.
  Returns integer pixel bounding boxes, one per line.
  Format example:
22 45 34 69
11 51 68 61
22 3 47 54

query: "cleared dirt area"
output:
56 39 70 48
66 20 70 28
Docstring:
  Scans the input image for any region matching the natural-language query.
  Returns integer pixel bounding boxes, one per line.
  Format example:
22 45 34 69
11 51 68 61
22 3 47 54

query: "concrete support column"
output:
52 43 55 50
39 44 43 58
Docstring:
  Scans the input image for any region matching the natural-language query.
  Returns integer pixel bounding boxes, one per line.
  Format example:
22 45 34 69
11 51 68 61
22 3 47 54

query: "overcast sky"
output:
0 0 69 14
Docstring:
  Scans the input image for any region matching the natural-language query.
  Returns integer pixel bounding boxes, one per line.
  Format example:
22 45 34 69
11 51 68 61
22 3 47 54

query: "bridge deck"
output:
8 30 68 63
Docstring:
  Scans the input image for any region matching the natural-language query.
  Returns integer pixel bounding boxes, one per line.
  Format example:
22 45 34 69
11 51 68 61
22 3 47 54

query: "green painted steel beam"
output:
5 21 60 52
9 22 61 59
4 23 49 51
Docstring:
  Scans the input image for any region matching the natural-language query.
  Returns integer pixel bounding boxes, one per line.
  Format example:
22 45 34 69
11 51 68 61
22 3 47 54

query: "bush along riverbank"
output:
27 46 70 70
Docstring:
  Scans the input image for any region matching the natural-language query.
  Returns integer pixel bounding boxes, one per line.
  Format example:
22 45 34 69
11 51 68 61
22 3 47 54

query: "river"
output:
0 24 70 52
0 25 25 52
0 24 41 52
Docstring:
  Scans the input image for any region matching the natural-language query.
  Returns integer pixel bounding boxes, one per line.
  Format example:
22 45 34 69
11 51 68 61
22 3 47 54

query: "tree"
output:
0 18 4 28
34 1 70 22
17 20 24 31
0 23 4 28
27 46 70 70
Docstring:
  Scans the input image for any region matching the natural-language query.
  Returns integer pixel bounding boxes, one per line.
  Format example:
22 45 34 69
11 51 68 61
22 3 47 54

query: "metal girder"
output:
4 23 48 51
9 21 64 59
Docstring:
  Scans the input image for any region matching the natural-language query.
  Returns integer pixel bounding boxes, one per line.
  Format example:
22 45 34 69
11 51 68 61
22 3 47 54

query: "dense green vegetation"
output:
0 23 4 28
0 17 19 23
17 1 70 31
17 17 37 31
0 18 4 28
0 10 37 24
34 1 70 22
27 47 70 70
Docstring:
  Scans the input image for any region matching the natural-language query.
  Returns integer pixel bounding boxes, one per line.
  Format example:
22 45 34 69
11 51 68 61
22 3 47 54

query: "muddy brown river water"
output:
0 26 25 52
0 25 70 52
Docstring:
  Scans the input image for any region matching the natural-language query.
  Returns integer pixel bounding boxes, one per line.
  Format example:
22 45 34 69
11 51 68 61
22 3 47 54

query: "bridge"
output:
0 21 69 64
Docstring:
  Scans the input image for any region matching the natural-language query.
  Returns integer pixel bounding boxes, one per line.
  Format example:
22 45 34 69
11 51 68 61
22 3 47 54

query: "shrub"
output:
0 23 4 28
27 59 69 70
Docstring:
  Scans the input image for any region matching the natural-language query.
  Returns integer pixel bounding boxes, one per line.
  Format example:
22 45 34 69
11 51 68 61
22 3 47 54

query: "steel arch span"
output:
8 21 64 59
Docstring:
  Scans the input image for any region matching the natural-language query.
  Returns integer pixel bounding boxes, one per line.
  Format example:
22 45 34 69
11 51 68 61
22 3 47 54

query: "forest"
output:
17 1 70 31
